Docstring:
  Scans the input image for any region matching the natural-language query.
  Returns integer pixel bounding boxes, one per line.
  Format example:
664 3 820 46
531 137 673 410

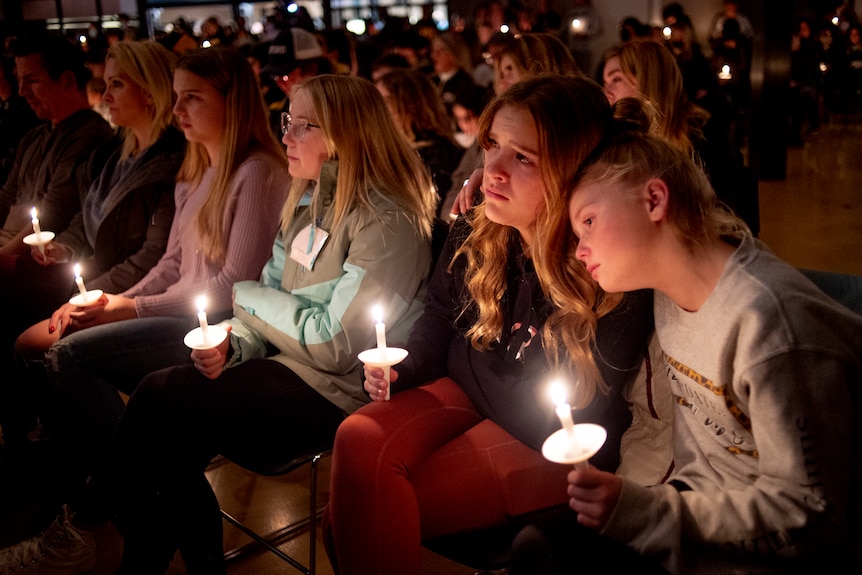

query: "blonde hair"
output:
607 40 710 151
462 75 623 406
575 128 748 252
175 47 287 264
494 33 581 94
375 68 457 146
282 75 436 241
105 41 177 159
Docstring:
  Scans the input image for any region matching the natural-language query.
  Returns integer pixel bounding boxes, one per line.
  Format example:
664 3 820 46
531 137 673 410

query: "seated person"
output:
0 73 437 575
0 34 113 255
323 75 655 575
0 40 184 360
9 47 289 507
513 103 862 573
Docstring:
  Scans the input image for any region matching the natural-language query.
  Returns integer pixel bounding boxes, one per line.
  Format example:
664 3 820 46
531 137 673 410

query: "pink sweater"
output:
122 152 288 317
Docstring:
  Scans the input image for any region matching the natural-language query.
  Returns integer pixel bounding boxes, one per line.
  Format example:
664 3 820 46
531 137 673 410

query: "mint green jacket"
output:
226 160 431 414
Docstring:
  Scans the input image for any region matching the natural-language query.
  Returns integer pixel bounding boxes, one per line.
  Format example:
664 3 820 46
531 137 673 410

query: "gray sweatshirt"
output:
602 233 862 573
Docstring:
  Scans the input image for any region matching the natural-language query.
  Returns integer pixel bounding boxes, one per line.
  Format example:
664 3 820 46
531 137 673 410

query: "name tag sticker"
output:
290 223 329 271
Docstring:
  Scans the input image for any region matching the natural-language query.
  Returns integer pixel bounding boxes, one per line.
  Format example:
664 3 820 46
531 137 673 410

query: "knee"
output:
44 338 75 376
15 320 57 362
333 412 387 455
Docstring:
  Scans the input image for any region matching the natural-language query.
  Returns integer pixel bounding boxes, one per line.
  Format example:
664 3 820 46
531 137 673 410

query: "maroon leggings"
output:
325 377 570 575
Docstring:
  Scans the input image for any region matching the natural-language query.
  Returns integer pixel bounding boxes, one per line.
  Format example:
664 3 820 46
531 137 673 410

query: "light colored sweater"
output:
602 233 862 573
122 152 289 317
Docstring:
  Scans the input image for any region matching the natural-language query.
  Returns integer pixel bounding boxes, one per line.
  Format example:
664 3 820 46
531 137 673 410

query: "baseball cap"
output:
262 28 323 77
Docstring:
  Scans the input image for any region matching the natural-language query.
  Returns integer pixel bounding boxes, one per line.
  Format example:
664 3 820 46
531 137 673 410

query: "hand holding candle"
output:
24 206 55 255
182 294 227 350
542 378 607 470
358 304 408 401
68 263 103 307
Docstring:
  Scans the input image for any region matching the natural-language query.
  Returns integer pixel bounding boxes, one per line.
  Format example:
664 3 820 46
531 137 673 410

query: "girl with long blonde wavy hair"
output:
326 75 655 575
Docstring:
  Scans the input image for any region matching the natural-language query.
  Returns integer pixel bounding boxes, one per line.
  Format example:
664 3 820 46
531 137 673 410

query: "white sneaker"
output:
0 505 96 574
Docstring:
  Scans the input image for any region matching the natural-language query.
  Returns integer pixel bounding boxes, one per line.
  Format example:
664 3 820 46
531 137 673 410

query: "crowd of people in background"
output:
0 1 860 574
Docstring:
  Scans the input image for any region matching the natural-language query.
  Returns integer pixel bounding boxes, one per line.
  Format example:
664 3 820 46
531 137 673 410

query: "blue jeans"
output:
44 314 227 503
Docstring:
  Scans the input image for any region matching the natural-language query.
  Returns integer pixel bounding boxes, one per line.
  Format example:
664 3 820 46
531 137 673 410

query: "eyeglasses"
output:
281 112 321 139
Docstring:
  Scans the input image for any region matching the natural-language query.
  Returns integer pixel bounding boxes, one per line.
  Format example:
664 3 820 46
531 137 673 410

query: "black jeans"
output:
85 358 346 575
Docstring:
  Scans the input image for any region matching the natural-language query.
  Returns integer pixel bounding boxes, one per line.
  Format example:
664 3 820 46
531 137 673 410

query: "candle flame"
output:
196 294 207 313
722 64 731 74
31 206 37 220
74 263 81 278
549 379 568 407
372 305 383 324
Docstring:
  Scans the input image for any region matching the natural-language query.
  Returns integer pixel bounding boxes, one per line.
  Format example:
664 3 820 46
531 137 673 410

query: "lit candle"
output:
196 295 209 345
372 305 391 400
373 305 386 350
718 64 732 80
571 18 583 33
31 207 41 237
662 26 672 40
550 379 578 452
73 263 88 298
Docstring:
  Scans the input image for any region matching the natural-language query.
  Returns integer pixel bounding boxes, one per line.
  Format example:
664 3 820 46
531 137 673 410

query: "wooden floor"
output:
757 117 862 275
4 114 861 575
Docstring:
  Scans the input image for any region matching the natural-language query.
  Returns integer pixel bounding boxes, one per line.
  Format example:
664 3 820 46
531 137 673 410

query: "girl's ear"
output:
644 178 669 223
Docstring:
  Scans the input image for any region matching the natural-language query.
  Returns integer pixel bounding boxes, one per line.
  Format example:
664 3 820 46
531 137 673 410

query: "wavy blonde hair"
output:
105 41 177 159
459 75 623 406
174 47 288 265
606 40 710 152
281 75 436 241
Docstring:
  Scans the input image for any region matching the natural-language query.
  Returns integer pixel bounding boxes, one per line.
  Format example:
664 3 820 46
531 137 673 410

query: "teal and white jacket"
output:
224 160 431 414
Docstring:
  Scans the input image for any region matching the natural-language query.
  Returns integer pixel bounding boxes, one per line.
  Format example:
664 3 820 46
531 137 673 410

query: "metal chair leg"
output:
220 450 331 575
